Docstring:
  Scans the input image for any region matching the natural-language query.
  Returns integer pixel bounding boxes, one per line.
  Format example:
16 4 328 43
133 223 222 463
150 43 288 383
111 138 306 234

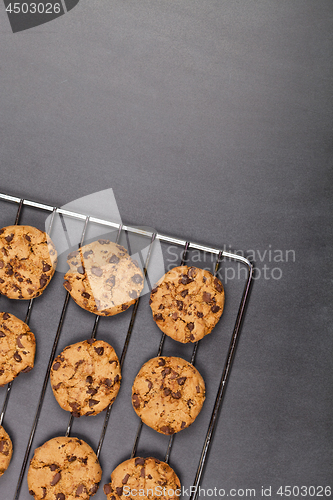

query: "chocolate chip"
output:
21 366 32 373
6 264 13 276
172 312 178 320
154 313 164 321
0 331 6 338
2 313 9 320
77 266 85 274
197 311 203 318
104 484 112 495
180 289 188 298
89 399 99 407
87 387 98 395
94 346 104 355
151 287 158 294
135 457 145 466
177 300 183 311
86 338 95 344
132 393 140 408
41 487 47 499
164 388 171 396
43 263 51 272
140 467 145 477
29 491 35 496
85 411 95 416
39 277 47 288
104 379 112 387
106 275 116 287
56 494 65 500
68 455 77 462
64 280 72 291
211 305 220 313
76 484 86 495
129 290 138 299
160 426 174 435
49 464 57 471
122 474 130 484
0 278 5 283
24 234 31 242
162 367 171 377
116 487 123 496
14 351 22 362
68 250 79 259
132 274 143 284
50 472 61 486
83 250 93 258
146 379 152 390
80 457 88 465
172 391 181 399
0 440 7 453
114 374 120 384
214 278 223 292
91 266 103 277
196 385 201 393
5 233 14 243
16 335 24 349
98 239 110 245
158 358 166 366
108 255 120 264
177 377 186 385
181 421 186 429
187 322 194 331
86 375 93 384
188 267 197 278
190 334 195 341
203 292 212 303
53 362 60 371
148 474 152 479
82 292 90 299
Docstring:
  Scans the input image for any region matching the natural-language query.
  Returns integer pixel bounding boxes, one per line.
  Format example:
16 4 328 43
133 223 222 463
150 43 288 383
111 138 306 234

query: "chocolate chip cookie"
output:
50 339 121 417
28 436 102 499
132 356 205 435
149 266 225 343
103 457 181 500
0 425 13 477
0 312 36 386
63 240 144 316
0 225 57 300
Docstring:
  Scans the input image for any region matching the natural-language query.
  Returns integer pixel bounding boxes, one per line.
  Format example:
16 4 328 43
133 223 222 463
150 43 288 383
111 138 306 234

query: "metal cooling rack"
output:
0 191 253 500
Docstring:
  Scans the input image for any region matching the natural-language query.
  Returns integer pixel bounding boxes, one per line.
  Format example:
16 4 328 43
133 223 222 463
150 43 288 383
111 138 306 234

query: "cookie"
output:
149 266 225 343
0 312 36 386
0 225 57 300
132 356 205 435
103 457 181 500
50 339 121 417
0 425 13 477
63 240 144 316
27 436 102 499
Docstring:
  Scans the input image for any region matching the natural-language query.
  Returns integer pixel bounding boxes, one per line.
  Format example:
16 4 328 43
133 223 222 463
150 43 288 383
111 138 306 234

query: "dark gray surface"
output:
0 1 332 499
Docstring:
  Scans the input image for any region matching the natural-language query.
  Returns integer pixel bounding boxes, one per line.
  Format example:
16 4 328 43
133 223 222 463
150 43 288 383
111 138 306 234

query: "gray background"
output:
0 1 332 499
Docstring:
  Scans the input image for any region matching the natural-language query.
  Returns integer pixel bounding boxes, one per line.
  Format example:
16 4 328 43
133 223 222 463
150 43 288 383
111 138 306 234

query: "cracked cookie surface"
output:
132 356 205 435
63 240 144 316
50 339 121 417
0 312 36 386
27 436 102 500
0 425 13 477
149 266 225 343
103 457 181 500
0 225 57 300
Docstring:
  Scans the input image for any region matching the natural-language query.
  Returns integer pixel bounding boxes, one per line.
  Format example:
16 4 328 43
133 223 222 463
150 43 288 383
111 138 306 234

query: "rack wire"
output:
0 191 253 500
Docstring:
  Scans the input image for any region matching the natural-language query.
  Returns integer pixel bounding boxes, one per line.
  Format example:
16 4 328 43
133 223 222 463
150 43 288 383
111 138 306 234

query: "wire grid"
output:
0 192 253 500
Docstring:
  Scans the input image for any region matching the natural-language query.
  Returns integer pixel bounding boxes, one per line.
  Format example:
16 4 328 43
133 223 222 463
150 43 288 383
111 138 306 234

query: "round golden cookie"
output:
27 436 102 499
0 425 13 477
0 225 57 300
149 266 225 343
132 356 205 435
63 240 144 316
0 312 36 386
50 339 121 417
103 457 181 500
